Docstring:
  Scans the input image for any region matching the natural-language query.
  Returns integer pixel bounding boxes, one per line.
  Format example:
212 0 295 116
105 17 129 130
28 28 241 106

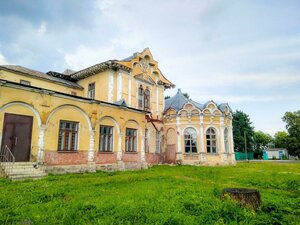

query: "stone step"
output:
3 167 45 173
6 170 46 176
10 173 47 181
1 162 36 167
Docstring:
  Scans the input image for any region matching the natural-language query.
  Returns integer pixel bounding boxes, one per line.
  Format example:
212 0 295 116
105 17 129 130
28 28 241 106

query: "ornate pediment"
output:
118 48 175 88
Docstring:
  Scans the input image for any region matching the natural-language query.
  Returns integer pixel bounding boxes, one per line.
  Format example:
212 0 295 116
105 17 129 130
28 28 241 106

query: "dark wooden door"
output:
1 113 33 162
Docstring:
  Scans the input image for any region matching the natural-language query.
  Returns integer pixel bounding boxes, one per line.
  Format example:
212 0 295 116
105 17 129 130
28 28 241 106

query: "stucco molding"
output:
0 101 42 127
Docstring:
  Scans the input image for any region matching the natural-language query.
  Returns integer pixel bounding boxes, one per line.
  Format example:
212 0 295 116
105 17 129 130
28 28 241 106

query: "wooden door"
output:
1 113 33 162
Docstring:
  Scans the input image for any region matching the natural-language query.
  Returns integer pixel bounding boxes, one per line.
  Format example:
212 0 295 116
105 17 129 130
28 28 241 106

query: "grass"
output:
0 162 299 225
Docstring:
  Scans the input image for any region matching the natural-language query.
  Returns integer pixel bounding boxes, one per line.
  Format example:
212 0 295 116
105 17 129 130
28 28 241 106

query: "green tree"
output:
232 110 255 152
274 131 289 148
253 131 273 151
282 110 300 157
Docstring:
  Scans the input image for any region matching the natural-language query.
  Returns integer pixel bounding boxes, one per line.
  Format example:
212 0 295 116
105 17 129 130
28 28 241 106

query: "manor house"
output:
0 48 235 174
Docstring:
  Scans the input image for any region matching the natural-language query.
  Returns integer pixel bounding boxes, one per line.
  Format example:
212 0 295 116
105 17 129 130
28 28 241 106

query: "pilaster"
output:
37 125 46 164
117 71 123 100
176 116 182 161
199 114 206 162
108 70 114 102
88 129 95 162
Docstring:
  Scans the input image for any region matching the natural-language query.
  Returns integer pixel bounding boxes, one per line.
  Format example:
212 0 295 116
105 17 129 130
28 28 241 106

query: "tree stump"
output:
221 188 261 210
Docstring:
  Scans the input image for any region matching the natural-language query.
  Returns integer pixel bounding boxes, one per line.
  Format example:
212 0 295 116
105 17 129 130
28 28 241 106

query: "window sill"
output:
125 151 138 154
184 153 199 155
207 153 219 155
57 150 78 153
98 151 114 154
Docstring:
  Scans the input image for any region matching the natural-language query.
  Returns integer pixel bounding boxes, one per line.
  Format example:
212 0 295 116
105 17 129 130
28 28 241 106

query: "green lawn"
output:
0 162 299 225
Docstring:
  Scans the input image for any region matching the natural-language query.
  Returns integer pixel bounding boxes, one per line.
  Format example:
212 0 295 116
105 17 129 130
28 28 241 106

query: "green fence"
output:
235 152 254 160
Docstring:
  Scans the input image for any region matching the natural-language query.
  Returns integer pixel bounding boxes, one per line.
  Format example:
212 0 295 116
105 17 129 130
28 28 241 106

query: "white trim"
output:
108 70 114 102
98 116 121 155
98 116 121 134
156 85 159 116
45 104 94 161
117 71 122 100
128 78 132 106
176 116 182 160
0 101 42 126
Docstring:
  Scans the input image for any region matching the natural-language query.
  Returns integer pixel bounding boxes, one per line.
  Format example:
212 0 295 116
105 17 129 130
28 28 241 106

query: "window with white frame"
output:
125 128 137 152
99 126 113 152
206 127 217 153
88 82 95 99
224 128 229 153
58 121 79 151
184 127 197 153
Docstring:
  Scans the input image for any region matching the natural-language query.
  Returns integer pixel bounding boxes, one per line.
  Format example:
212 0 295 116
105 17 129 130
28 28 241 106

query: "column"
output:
199 114 206 162
176 116 182 161
88 129 95 163
220 117 227 162
37 125 46 164
117 132 123 161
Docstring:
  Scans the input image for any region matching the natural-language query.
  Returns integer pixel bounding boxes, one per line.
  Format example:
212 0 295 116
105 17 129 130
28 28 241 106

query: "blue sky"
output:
0 0 300 135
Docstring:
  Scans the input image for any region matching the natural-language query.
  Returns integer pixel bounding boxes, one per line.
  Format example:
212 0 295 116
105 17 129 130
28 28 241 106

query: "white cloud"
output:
0 52 8 65
64 45 121 70
37 21 47 36
191 94 300 103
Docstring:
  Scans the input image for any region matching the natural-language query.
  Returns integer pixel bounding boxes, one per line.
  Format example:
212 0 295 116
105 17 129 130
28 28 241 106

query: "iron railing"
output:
0 145 15 177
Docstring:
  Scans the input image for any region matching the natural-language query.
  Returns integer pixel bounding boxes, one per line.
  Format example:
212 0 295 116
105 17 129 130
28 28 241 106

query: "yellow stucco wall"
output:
0 83 147 162
0 70 83 95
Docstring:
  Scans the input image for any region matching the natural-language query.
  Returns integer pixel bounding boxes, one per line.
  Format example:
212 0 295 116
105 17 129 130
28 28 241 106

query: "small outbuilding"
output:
264 148 289 160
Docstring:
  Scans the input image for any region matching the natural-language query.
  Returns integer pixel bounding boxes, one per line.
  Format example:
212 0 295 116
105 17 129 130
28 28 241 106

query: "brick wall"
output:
94 152 117 164
122 152 141 162
145 153 164 164
44 151 88 165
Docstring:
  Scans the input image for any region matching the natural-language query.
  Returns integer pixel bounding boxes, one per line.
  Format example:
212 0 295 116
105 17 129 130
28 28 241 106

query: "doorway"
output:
1 113 33 161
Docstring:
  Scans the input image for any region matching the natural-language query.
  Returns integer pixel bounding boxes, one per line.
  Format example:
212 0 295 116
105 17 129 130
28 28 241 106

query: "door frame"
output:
1 113 33 162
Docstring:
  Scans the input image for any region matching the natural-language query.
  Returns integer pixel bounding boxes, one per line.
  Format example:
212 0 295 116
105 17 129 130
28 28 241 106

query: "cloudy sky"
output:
1 0 300 135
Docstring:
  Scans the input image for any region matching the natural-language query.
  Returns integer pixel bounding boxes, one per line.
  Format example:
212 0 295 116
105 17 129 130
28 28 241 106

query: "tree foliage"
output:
282 110 300 157
274 131 289 148
232 110 255 152
253 131 273 151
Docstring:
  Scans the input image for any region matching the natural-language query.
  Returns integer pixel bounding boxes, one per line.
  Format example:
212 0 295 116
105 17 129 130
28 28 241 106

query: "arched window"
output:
224 128 229 153
138 85 143 109
184 127 197 153
144 87 150 111
206 128 217 153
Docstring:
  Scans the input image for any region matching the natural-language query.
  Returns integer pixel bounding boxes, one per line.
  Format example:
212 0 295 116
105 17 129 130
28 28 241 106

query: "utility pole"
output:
244 131 248 161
